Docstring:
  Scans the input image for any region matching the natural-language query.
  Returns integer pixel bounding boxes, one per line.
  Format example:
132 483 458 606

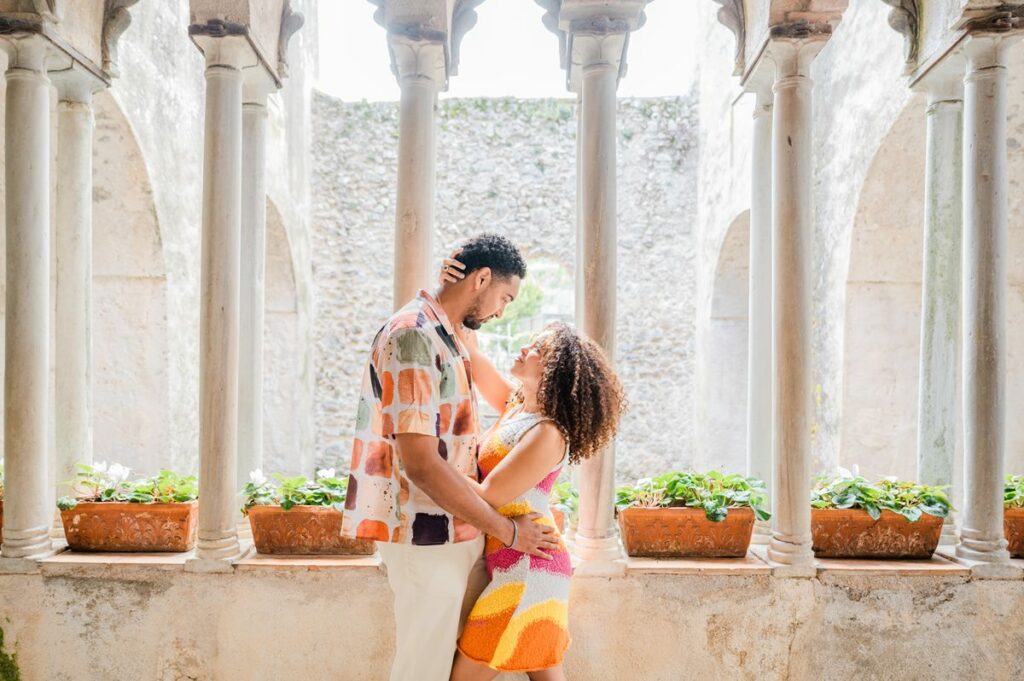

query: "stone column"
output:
190 38 250 568
0 36 56 562
573 33 625 575
53 73 99 502
957 33 1016 567
237 72 272 507
391 38 443 310
747 83 773 544
916 67 963 547
766 39 821 571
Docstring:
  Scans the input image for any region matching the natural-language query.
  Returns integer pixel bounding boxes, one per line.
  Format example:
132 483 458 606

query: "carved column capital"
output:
712 0 745 77
880 0 919 71
102 0 139 78
278 0 305 79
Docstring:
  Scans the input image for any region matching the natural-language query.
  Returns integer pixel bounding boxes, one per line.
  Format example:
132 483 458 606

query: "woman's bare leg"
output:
528 665 567 681
450 651 500 681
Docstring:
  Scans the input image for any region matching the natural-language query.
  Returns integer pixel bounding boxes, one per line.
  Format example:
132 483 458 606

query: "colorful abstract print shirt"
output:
341 290 481 546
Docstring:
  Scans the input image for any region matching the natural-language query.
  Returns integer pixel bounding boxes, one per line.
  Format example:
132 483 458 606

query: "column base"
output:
955 527 1011 565
187 533 243 572
572 532 626 577
0 525 56 562
766 533 816 577
750 520 771 545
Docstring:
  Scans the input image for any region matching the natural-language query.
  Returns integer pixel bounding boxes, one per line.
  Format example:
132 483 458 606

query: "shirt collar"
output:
417 289 460 341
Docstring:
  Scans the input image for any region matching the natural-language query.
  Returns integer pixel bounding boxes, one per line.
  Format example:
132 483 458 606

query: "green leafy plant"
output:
550 480 578 520
56 462 197 511
811 469 951 522
1005 474 1024 509
241 468 350 514
615 471 771 523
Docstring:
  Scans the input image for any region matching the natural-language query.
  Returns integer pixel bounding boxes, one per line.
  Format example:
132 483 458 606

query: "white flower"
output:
837 464 860 480
108 463 131 482
883 475 898 483
93 460 108 474
249 469 267 485
316 468 336 480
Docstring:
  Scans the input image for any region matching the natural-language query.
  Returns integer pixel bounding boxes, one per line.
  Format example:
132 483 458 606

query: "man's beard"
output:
462 302 485 330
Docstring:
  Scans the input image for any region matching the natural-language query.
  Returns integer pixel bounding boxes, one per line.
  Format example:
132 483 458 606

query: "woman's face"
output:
510 331 551 391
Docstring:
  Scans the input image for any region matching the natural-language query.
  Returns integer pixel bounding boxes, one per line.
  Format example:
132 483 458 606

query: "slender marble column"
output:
237 74 271 503
748 84 774 544
193 39 248 566
957 34 1015 565
54 75 97 501
391 39 443 310
1 37 56 561
767 40 820 569
916 69 963 547
574 35 625 574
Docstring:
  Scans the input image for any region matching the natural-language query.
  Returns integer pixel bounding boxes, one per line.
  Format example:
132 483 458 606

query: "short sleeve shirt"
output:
341 290 481 545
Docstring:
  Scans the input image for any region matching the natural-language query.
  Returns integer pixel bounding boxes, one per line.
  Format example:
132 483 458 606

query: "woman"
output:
443 253 627 681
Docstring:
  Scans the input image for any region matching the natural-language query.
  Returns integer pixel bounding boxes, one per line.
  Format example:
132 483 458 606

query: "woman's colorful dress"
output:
457 406 572 672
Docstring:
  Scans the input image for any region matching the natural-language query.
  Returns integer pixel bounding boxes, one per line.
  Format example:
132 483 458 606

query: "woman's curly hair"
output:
527 322 627 465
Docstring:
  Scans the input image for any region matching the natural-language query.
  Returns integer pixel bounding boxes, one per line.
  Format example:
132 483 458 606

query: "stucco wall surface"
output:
312 93 699 484
0 565 1022 680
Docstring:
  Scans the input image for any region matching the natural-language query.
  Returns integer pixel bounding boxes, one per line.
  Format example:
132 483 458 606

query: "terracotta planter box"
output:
60 501 198 552
618 506 755 558
1005 508 1024 558
247 505 375 555
550 506 566 533
811 508 943 559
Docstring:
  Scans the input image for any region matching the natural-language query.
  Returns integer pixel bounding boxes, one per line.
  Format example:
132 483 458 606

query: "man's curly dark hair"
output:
456 234 527 281
525 322 627 465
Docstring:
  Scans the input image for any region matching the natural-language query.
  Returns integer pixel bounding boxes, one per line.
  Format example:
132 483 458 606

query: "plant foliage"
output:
550 480 578 520
1005 474 1024 509
615 471 771 523
811 472 951 522
241 468 350 514
56 462 197 511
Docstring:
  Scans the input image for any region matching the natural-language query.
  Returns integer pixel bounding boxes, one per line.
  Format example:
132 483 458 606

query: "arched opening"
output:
263 200 305 476
91 90 170 476
841 99 926 482
705 211 749 474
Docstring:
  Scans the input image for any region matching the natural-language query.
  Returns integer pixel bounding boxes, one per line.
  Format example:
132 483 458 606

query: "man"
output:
342 234 558 681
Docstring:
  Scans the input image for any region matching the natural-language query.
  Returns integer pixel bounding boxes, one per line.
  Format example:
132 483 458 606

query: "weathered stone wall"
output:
1 564 1022 680
312 93 699 483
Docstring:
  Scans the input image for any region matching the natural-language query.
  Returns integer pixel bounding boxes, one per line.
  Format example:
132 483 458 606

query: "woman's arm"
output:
471 422 566 510
459 328 515 413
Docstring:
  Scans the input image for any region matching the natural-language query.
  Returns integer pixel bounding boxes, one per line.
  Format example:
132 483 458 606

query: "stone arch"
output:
91 89 170 475
841 98 926 482
263 199 305 476
705 211 749 474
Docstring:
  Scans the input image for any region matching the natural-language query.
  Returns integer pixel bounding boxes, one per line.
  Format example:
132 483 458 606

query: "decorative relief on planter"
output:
1005 508 1024 558
248 506 375 555
811 509 942 559
60 501 198 552
618 507 755 558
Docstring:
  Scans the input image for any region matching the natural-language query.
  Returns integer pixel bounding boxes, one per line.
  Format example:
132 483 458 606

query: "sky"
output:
316 1 700 102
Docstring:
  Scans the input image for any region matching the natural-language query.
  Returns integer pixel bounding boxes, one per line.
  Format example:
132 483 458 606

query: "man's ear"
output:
474 267 492 290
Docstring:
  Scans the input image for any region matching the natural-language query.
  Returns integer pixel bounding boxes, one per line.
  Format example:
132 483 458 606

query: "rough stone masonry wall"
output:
312 93 699 484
